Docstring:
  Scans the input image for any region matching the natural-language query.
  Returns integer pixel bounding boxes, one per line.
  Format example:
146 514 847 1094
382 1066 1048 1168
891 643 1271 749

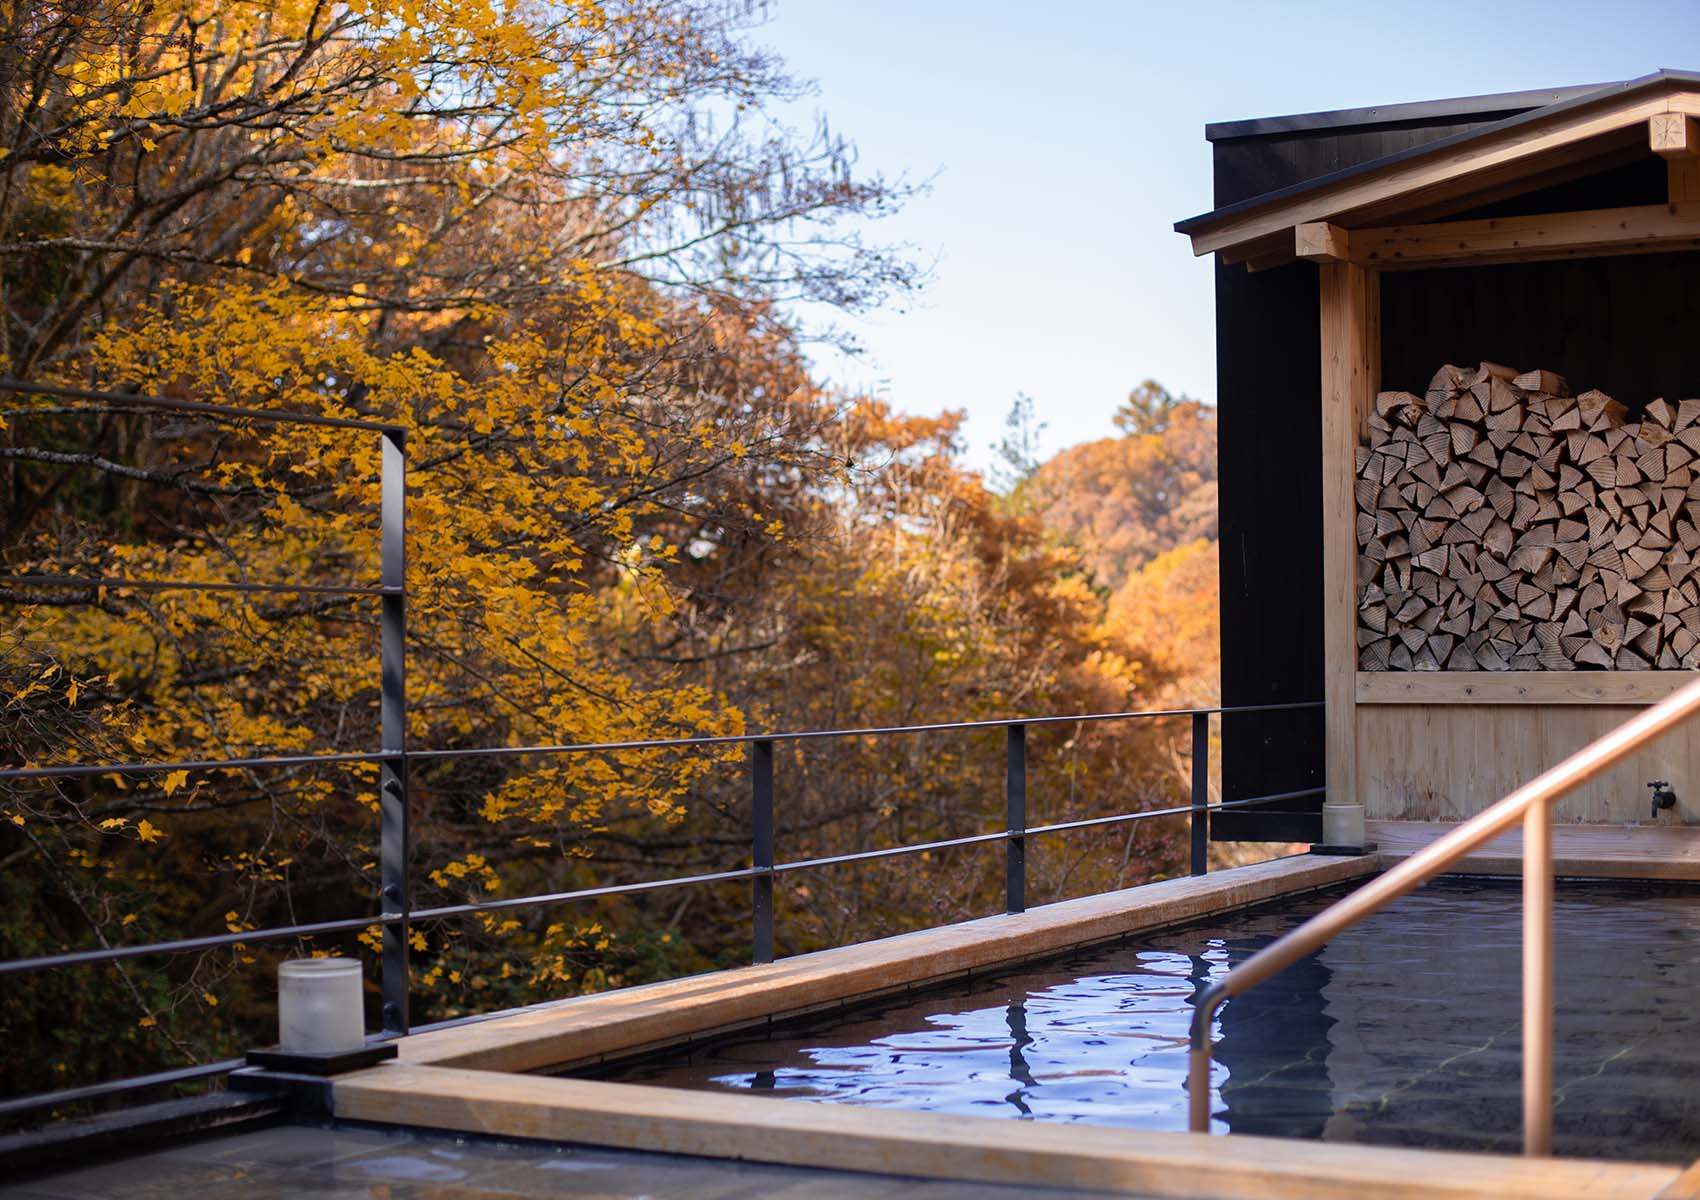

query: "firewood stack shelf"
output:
1357 362 1700 674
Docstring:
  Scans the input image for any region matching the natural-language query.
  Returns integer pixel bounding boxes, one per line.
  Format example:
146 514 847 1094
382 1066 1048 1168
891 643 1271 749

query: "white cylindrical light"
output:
1322 802 1366 850
278 958 365 1054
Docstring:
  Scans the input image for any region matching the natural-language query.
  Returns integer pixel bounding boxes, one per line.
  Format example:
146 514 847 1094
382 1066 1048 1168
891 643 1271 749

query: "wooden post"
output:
1319 261 1378 846
1523 800 1553 1156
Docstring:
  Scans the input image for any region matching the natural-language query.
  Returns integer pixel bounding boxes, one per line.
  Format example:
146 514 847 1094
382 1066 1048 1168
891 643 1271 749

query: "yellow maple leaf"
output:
138 1016 156 1028
160 769 189 796
9 681 43 705
98 817 126 830
202 992 218 1007
136 819 163 843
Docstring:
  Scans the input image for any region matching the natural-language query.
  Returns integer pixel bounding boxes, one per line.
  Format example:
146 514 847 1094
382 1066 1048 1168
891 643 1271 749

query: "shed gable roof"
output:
1176 70 1700 265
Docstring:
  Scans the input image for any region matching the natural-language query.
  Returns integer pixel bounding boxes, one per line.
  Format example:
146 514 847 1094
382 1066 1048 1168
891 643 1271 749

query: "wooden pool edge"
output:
330 855 1692 1198
386 853 1377 1074
331 1066 1683 1200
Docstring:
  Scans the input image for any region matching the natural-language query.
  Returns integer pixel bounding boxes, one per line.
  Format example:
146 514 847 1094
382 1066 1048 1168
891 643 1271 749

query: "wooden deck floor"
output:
1371 819 1700 879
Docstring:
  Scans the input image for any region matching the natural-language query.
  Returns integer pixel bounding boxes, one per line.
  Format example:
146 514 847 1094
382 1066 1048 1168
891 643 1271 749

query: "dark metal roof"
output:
1204 82 1611 143
1177 70 1700 237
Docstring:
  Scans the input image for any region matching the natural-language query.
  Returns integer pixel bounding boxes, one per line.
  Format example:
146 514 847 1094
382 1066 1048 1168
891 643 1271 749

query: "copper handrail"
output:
1187 673 1700 1154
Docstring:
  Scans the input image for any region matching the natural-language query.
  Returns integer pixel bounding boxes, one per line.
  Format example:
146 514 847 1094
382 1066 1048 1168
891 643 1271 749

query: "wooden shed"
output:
1179 71 1700 854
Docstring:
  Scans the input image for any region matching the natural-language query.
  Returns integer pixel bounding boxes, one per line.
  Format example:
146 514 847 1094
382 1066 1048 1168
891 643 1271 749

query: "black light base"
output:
1309 841 1378 856
244 1042 397 1076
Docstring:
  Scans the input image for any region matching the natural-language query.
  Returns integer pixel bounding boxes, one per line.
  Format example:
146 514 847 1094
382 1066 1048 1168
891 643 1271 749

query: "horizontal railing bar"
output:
772 829 1009 870
0 870 764 974
0 788 1329 976
409 867 760 921
0 574 396 598
0 1058 247 1119
0 783 1329 1109
0 913 400 974
0 702 1323 781
404 701 1326 761
0 750 399 781
1024 788 1326 837
0 378 405 434
771 790 1327 872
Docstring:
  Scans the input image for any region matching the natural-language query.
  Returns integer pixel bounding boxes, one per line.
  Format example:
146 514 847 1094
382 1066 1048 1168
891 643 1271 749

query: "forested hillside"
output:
1027 381 1221 706
0 0 1220 1106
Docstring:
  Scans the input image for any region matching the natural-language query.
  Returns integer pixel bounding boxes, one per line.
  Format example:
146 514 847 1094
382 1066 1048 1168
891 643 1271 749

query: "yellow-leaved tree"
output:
0 0 923 1098
0 0 1208 1117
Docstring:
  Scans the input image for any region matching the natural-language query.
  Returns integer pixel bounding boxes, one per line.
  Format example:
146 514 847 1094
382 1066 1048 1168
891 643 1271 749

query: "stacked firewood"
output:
1357 362 1700 671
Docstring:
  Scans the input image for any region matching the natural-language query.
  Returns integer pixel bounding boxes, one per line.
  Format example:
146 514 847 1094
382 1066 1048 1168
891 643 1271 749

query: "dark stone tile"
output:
156 1122 398 1169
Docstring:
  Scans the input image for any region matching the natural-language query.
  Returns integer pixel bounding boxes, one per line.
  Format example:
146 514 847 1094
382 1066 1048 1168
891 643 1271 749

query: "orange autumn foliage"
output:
0 0 1219 1114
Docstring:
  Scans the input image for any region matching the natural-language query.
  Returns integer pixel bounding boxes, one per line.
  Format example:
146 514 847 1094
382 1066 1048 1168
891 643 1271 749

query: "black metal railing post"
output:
1190 711 1209 877
751 738 775 964
1006 723 1026 913
379 426 410 1035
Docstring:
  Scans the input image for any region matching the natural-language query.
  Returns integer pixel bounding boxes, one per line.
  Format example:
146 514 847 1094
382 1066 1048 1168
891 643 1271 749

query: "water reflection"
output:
1004 999 1035 1115
592 878 1700 1162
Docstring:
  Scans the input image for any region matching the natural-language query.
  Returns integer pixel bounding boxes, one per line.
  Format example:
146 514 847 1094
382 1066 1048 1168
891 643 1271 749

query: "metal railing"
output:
0 380 1325 1120
1186 673 1700 1155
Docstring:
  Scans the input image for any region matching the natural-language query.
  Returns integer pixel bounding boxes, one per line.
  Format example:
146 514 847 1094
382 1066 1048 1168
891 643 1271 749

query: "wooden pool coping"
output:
334 1066 1686 1200
332 854 1693 1199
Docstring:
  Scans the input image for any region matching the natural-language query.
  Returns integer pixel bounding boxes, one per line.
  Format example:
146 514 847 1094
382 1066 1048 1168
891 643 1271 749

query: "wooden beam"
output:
1339 202 1700 270
1321 262 1378 818
1357 671 1698 706
1295 221 1352 262
1650 113 1699 157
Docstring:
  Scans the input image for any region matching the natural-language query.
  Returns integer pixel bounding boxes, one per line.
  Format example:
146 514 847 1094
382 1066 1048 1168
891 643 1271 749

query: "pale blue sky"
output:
755 1 1700 471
